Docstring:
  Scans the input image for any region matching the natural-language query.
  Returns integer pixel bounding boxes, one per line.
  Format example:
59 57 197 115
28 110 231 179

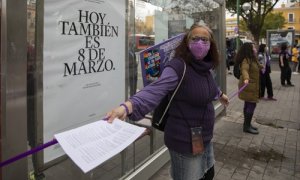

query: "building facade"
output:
225 17 237 37
273 2 300 43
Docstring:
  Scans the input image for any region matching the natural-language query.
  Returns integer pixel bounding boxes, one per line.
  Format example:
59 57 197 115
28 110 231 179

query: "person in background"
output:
106 24 229 180
226 40 234 74
235 42 263 134
279 43 294 86
291 44 299 74
298 45 300 73
226 48 232 74
128 41 138 96
258 44 276 101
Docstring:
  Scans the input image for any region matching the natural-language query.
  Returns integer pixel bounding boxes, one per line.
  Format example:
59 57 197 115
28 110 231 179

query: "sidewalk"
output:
150 69 300 180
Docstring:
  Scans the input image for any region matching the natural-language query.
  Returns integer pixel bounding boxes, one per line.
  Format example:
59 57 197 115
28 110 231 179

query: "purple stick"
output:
0 139 58 168
228 83 248 100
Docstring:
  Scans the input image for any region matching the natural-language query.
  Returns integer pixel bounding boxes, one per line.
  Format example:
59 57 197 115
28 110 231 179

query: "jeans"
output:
169 142 215 180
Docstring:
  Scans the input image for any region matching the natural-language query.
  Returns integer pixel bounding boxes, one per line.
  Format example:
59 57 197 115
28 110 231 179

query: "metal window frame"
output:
1 0 28 179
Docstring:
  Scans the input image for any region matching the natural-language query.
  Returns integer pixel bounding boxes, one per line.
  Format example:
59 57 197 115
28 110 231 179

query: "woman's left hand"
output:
219 94 229 107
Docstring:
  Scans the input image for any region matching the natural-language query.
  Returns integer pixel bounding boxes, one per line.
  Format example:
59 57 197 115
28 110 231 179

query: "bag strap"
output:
157 61 186 125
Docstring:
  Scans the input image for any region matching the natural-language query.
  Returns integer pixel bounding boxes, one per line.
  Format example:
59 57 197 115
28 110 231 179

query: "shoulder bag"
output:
152 61 186 131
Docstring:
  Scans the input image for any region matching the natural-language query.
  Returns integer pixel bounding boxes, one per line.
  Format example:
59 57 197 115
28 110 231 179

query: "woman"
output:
279 43 294 86
258 44 276 100
235 43 262 134
291 44 299 74
106 24 229 180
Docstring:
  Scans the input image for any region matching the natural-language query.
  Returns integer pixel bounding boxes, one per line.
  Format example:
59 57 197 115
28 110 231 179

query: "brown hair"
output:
234 42 256 65
174 24 220 68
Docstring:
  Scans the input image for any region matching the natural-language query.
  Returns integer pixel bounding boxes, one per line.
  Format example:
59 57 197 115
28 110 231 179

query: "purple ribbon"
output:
228 83 248 100
0 139 58 168
0 84 248 168
0 116 111 167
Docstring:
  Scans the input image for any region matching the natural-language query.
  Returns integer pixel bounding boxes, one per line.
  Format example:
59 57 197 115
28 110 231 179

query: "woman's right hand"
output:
105 106 127 123
105 101 132 123
244 79 249 84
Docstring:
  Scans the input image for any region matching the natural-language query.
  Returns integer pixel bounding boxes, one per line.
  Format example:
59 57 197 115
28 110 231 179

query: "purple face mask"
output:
189 40 211 60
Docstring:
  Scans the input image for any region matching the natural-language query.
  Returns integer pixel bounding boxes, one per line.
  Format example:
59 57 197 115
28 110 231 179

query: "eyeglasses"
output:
190 36 210 43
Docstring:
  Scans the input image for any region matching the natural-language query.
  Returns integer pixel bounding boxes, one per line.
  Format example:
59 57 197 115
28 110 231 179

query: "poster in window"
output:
43 0 126 163
137 33 184 87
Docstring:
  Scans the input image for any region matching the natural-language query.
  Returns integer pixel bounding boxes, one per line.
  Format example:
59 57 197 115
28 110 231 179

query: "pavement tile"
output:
264 166 280 177
217 137 230 145
251 165 266 175
272 145 284 154
214 173 232 180
273 139 285 146
217 167 234 176
251 141 263 148
238 139 252 150
226 159 241 167
227 137 241 146
231 174 247 180
295 164 300 172
267 159 281 169
279 167 295 176
270 173 296 180
262 175 275 180
231 167 250 180
214 142 226 151
240 158 255 170
219 163 237 175
253 160 268 168
215 161 224 174
248 170 263 180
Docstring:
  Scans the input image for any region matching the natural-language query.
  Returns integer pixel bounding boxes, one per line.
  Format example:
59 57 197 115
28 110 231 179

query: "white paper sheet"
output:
54 119 146 173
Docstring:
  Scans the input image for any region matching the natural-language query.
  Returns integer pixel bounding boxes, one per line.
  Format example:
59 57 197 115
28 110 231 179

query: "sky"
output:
135 1 162 20
275 0 292 7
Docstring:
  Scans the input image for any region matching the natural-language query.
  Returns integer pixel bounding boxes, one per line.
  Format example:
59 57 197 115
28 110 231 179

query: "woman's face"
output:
187 27 212 60
188 27 211 44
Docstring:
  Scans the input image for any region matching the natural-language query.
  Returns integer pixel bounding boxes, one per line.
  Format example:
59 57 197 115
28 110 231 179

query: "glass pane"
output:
130 0 224 175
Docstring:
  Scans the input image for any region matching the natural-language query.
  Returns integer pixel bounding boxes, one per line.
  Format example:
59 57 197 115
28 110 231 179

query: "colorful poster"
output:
43 0 126 163
267 29 295 59
138 33 184 86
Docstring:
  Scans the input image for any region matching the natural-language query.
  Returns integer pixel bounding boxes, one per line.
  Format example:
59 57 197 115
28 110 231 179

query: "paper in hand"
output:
54 119 146 173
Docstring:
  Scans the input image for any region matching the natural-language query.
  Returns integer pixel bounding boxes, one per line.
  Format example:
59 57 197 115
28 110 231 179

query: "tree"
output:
259 12 286 39
226 0 281 44
240 12 286 40
151 0 222 14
